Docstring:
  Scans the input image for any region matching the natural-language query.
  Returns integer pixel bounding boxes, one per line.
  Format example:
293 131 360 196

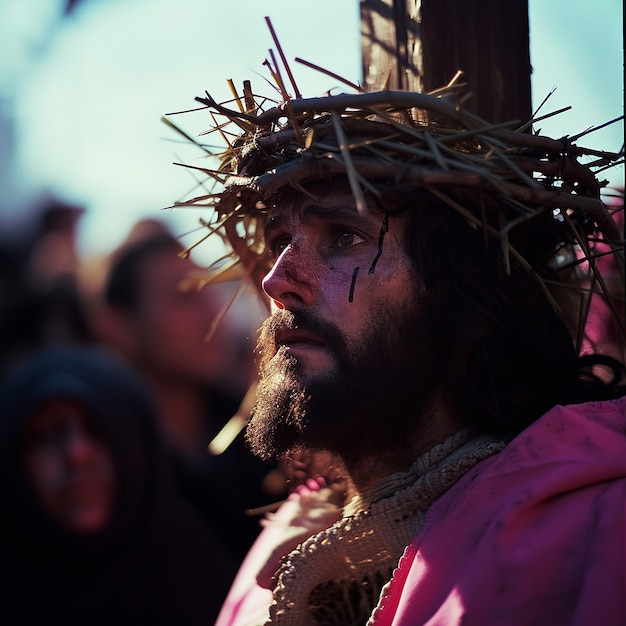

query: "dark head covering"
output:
0 345 237 626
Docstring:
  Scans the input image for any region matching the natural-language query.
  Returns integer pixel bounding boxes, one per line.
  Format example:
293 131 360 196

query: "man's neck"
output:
341 394 461 497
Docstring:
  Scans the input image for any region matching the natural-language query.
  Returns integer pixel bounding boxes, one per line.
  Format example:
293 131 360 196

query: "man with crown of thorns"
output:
169 55 626 626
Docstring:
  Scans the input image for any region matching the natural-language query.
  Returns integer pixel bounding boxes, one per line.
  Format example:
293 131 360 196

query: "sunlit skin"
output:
22 399 117 534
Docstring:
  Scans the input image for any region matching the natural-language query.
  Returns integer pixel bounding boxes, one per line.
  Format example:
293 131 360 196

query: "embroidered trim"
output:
267 431 505 625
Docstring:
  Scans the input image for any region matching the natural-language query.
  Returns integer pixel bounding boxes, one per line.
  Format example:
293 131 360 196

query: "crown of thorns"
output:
164 57 624 358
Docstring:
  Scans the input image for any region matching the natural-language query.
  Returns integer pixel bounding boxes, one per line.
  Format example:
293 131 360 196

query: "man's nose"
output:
262 243 316 309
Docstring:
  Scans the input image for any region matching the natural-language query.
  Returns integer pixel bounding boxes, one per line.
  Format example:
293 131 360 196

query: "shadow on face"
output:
22 398 117 534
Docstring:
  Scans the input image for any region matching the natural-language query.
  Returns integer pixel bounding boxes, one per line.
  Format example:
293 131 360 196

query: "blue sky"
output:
0 0 622 261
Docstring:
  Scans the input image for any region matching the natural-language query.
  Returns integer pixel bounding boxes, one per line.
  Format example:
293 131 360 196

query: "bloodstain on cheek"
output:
368 215 389 275
348 266 360 302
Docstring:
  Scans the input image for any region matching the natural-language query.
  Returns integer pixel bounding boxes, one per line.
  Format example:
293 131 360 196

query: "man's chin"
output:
245 362 310 460
245 410 305 461
247 299 429 461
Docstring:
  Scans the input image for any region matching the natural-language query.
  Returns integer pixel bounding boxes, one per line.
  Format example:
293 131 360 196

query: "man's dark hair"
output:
398 191 581 436
104 233 182 311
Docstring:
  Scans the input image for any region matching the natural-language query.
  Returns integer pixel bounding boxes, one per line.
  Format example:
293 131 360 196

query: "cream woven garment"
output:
267 430 506 625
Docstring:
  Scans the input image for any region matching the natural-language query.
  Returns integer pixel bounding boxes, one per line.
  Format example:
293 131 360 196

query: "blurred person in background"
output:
0 344 236 626
0 196 93 375
93 220 286 560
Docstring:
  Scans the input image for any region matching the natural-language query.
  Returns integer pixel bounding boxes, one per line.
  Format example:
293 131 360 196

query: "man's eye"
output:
268 237 291 258
333 231 364 248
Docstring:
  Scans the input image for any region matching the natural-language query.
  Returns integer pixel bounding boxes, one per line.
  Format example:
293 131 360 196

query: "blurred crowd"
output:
0 197 287 625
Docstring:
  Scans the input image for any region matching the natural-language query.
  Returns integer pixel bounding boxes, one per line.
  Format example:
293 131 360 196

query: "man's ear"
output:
92 305 140 356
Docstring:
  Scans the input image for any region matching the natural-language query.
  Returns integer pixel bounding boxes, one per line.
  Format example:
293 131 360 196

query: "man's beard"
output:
246 300 438 462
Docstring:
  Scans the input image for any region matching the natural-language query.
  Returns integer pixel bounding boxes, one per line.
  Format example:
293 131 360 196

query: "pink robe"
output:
217 397 626 625
373 397 626 625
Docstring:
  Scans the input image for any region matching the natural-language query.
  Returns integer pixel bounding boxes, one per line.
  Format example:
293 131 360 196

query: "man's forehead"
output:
265 191 375 228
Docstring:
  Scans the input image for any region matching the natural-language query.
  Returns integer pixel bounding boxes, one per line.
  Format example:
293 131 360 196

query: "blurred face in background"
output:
129 250 235 387
23 398 117 533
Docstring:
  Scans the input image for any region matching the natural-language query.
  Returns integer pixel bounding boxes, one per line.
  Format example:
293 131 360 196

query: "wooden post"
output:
361 0 532 125
361 0 423 92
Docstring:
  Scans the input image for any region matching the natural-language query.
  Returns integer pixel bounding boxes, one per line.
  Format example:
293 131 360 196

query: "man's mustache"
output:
257 308 346 357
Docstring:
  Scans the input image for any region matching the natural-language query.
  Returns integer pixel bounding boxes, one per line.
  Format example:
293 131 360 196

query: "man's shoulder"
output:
536 395 626 431
502 395 626 474
502 395 623 473
378 399 626 626
422 395 626 535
